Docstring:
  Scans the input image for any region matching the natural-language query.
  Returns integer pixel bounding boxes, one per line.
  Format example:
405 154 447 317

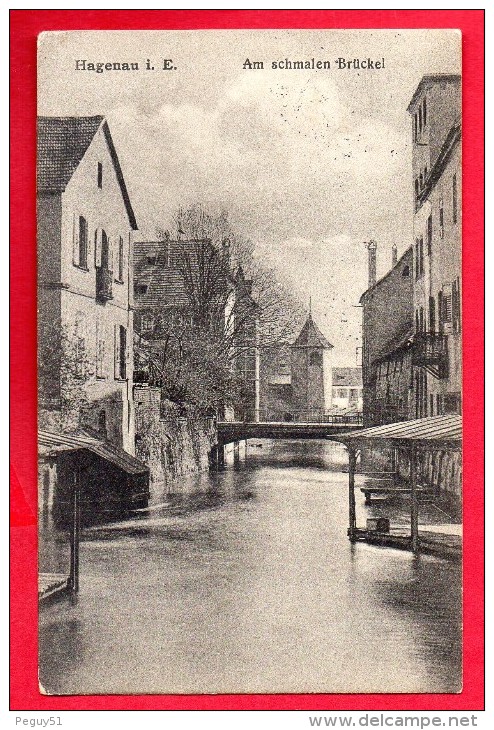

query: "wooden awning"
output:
38 430 149 475
338 414 461 451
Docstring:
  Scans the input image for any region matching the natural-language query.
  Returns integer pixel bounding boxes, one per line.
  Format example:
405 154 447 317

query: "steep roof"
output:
133 239 217 309
332 367 362 387
37 115 138 230
292 314 333 349
407 74 461 112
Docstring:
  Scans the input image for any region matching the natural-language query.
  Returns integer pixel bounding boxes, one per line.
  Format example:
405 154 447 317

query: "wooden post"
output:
410 444 419 553
69 466 81 598
391 448 397 485
348 448 357 540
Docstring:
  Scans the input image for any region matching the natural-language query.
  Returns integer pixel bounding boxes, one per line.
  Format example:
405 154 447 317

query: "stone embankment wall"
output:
134 385 217 498
361 446 462 512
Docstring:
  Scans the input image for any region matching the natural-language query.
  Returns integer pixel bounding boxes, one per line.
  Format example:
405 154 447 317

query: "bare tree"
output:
137 204 305 413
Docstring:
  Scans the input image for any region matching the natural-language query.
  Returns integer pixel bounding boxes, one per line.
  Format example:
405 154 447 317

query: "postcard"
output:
35 28 463 696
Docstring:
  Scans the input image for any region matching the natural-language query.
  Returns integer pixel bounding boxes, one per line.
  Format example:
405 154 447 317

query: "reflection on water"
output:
39 439 462 695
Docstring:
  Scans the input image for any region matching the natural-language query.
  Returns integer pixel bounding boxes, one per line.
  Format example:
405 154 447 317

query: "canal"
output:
39 439 462 695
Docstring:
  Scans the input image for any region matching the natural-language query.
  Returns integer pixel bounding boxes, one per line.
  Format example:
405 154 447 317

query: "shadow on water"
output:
39 618 84 694
370 554 462 691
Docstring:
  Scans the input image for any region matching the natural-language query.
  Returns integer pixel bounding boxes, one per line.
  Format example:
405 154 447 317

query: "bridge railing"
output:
256 410 363 426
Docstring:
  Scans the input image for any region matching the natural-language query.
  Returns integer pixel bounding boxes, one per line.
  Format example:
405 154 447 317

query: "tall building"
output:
408 74 462 417
360 246 414 426
37 115 138 453
133 238 258 420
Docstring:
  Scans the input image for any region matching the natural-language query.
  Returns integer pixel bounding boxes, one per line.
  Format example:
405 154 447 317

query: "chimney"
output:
391 243 398 268
366 240 377 288
222 237 231 263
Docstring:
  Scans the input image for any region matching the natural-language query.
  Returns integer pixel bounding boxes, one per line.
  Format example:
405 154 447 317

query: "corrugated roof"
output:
339 414 462 449
38 430 149 475
37 116 138 230
332 367 362 387
292 314 333 349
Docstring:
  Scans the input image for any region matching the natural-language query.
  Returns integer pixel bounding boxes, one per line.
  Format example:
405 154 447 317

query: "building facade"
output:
360 247 414 426
37 116 138 454
331 368 363 412
133 238 258 420
408 74 462 417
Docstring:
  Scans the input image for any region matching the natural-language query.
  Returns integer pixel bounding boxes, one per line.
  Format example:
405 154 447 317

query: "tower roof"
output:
292 314 333 349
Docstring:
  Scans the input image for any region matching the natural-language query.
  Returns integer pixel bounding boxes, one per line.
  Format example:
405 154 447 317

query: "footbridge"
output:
217 415 363 445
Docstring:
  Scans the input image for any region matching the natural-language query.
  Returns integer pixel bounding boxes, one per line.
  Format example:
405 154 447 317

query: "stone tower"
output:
290 314 334 419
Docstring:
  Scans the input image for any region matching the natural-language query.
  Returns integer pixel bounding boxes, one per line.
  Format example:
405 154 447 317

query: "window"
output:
78 216 88 268
427 214 433 255
134 284 148 296
414 114 418 142
452 174 458 224
337 388 347 399
114 325 127 380
309 351 322 366
439 198 444 238
96 321 106 378
117 236 124 282
452 277 461 333
141 314 154 333
441 285 452 324
94 228 109 268
424 166 428 182
97 162 103 188
415 309 420 333
415 240 420 279
414 179 419 204
419 237 424 276
419 307 424 332
418 105 422 134
429 295 436 332
423 97 427 127
98 410 107 438
402 265 410 277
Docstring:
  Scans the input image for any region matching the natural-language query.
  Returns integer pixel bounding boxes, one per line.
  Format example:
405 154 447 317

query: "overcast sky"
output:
38 29 460 366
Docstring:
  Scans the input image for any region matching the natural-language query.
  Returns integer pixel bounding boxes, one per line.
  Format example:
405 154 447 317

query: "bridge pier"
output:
217 443 225 470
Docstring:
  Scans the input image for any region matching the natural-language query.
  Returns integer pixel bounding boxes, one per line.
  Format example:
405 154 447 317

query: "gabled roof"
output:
292 314 333 349
133 239 220 309
37 115 138 230
332 367 362 387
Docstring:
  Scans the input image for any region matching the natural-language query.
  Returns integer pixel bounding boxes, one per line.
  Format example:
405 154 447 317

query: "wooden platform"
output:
39 573 71 603
349 527 461 560
360 485 434 504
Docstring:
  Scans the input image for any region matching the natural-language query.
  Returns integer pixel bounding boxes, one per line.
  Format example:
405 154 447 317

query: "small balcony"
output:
96 266 113 302
412 332 448 378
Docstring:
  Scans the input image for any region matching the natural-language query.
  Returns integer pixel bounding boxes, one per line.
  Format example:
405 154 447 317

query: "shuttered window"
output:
114 324 127 380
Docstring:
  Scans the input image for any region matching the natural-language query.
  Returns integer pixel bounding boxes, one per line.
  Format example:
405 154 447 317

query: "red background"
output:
10 10 484 711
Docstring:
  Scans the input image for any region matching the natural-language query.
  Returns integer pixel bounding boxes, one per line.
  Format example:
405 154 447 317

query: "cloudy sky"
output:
38 29 460 365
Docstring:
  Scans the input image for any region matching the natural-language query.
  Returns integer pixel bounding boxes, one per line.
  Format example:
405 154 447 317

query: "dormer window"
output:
97 162 103 188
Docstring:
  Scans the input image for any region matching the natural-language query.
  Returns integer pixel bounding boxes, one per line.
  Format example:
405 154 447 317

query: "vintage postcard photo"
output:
37 29 462 695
